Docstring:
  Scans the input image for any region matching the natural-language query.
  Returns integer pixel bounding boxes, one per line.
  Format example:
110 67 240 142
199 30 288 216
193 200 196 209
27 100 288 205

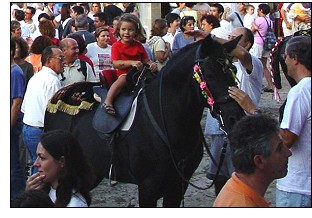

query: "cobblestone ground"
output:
90 73 291 207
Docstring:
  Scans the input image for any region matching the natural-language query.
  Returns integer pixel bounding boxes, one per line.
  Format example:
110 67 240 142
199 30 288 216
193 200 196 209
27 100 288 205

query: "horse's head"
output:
194 34 245 134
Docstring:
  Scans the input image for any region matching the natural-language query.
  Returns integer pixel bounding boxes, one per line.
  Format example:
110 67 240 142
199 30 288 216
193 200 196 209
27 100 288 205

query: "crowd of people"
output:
10 2 310 207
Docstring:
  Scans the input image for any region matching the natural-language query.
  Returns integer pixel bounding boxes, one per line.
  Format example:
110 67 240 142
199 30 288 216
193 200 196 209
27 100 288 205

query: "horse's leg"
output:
137 180 158 207
162 181 186 207
280 58 297 87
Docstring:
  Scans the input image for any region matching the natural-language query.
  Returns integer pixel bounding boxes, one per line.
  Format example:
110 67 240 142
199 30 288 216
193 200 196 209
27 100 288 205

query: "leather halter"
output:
142 43 238 194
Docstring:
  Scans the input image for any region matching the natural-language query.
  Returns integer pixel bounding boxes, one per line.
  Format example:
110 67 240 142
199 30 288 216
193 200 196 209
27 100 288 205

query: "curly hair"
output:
30 35 53 54
39 130 94 207
12 36 29 59
229 114 279 174
39 20 56 38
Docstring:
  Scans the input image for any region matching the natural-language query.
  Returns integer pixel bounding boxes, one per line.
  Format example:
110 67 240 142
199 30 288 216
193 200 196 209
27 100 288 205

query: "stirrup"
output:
108 164 118 186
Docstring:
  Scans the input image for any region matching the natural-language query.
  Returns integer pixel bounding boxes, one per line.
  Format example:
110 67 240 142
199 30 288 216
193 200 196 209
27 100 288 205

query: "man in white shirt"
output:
22 46 64 175
276 36 311 207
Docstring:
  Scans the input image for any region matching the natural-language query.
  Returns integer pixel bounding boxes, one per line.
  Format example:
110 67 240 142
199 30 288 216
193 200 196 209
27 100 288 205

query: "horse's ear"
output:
223 34 242 53
199 34 215 57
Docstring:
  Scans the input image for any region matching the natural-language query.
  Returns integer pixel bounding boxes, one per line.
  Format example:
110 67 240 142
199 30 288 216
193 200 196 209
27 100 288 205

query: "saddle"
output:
46 82 101 115
93 65 156 135
92 86 135 134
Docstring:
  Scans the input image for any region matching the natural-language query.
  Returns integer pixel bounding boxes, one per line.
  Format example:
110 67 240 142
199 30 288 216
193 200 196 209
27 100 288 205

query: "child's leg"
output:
103 75 127 115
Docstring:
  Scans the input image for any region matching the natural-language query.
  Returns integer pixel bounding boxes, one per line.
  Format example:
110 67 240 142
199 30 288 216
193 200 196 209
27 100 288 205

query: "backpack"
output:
60 60 87 82
77 59 87 80
258 17 277 51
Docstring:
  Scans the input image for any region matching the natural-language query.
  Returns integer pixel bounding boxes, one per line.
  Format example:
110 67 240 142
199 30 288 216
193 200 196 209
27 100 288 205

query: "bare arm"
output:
155 42 171 63
280 8 292 29
11 98 23 128
184 30 253 72
228 86 257 114
280 129 298 148
213 36 253 72
112 60 143 71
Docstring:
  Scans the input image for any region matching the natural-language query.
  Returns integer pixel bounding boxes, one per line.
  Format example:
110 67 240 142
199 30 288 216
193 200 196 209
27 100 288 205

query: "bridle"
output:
142 43 238 203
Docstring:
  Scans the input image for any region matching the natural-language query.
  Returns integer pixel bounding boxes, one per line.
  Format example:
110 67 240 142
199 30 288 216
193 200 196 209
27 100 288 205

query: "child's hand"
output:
132 61 143 71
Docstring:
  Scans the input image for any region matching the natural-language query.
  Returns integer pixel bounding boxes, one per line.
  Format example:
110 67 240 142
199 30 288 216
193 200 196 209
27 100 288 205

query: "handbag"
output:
257 17 277 51
235 12 244 26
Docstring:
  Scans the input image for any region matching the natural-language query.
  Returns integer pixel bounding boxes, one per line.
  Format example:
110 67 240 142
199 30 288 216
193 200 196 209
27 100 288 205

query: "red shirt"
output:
108 26 118 45
111 40 148 76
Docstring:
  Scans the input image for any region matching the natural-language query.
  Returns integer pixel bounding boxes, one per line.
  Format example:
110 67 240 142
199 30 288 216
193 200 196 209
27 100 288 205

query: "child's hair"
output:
114 13 146 43
246 4 255 11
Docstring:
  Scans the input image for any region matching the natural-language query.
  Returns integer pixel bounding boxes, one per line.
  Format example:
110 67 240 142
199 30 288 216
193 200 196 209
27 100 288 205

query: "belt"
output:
24 124 44 130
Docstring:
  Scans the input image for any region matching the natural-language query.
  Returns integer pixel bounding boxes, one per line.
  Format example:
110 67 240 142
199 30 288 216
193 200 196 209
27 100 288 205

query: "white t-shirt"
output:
49 187 88 207
244 13 254 30
211 19 231 40
233 55 263 107
277 77 311 195
86 42 113 79
21 67 61 127
281 3 295 37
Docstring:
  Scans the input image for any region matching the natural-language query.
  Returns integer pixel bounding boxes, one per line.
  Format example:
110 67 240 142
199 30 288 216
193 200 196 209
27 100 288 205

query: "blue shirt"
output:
11 64 26 108
172 32 196 54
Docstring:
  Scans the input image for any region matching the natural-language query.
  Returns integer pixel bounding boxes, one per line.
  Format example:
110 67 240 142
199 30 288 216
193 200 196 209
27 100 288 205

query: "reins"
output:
142 44 236 206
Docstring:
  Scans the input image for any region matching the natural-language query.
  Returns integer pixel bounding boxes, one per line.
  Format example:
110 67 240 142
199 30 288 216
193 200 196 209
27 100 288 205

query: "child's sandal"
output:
102 103 116 116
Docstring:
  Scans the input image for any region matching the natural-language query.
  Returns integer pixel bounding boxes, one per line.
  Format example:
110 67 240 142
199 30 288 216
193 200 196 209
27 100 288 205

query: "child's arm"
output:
112 60 144 71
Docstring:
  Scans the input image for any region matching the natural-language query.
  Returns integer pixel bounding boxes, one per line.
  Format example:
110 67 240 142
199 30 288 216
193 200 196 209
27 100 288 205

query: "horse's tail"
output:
269 38 284 94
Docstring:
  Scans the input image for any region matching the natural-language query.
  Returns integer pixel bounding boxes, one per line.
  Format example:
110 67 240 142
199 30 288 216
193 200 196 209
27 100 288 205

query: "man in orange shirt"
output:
213 114 292 207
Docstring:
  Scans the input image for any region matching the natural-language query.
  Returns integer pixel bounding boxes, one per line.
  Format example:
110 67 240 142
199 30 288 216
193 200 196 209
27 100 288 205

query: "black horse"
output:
44 34 245 207
271 29 311 121
271 29 311 89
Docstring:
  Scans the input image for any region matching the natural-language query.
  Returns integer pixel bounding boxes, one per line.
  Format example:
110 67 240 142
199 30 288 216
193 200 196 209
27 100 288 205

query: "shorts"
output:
206 134 234 180
250 43 270 59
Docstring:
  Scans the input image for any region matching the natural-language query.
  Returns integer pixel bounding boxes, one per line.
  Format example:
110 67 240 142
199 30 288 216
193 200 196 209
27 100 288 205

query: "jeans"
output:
22 124 44 175
11 117 26 199
276 188 311 207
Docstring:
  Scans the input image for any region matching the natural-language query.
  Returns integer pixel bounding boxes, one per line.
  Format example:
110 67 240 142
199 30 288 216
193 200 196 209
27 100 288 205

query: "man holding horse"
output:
187 27 264 196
